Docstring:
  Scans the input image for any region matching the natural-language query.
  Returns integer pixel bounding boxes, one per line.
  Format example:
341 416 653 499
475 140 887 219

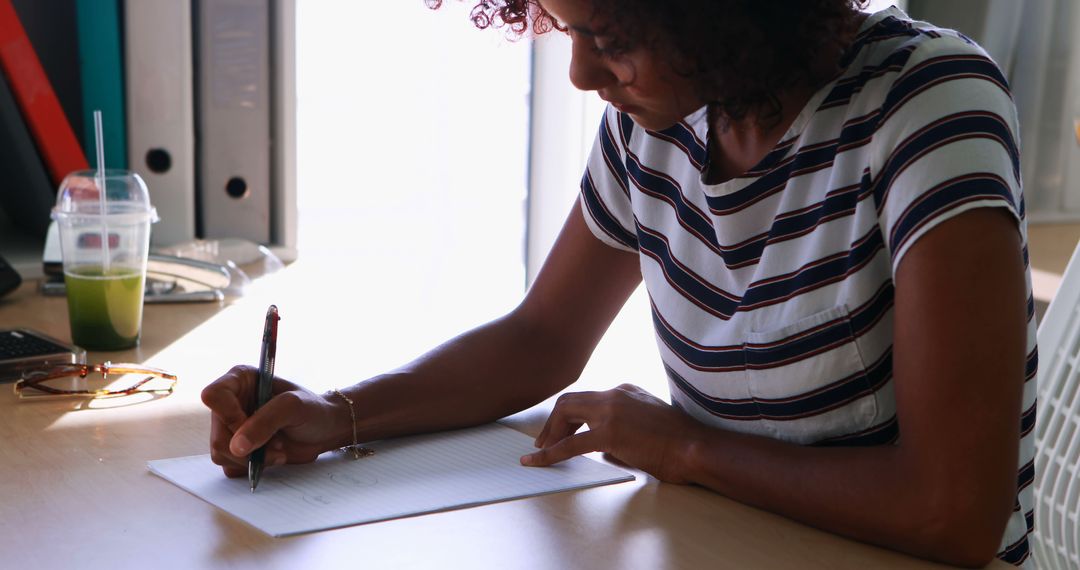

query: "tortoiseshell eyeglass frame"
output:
13 361 178 399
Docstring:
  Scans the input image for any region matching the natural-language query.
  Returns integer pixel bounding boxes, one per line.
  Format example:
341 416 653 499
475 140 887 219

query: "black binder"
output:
0 67 54 238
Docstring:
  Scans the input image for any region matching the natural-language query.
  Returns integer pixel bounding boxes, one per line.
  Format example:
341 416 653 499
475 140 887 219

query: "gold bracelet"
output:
330 389 375 460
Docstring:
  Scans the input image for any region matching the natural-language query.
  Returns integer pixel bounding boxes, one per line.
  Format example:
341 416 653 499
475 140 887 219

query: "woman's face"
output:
539 0 704 131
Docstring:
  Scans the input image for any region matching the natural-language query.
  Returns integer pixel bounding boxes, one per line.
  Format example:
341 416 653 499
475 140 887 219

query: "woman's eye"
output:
593 37 620 57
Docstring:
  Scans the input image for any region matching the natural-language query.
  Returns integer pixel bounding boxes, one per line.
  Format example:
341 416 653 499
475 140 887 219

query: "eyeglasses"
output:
13 361 178 399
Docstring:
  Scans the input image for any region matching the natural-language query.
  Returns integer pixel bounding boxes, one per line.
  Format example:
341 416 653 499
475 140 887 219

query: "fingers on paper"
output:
535 418 585 450
525 392 607 466
523 431 601 467
534 391 598 449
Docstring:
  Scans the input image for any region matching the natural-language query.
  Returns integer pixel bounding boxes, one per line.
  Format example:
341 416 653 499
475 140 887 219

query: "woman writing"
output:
202 1 1036 566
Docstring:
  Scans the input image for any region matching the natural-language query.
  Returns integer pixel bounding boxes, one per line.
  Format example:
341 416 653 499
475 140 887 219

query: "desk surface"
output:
0 269 1008 570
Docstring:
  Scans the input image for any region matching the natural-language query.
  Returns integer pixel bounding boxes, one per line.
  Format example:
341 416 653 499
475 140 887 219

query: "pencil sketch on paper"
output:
261 465 379 507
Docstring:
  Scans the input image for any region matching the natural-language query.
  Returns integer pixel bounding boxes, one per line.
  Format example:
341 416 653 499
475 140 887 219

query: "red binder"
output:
0 0 87 184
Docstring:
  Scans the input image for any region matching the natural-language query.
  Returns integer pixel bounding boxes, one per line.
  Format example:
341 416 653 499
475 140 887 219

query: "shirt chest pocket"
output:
744 305 878 445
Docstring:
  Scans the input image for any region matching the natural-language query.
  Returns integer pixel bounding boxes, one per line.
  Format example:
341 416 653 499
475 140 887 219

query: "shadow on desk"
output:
210 508 297 562
521 475 968 569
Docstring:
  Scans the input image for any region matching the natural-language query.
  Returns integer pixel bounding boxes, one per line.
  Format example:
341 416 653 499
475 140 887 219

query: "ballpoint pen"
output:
249 304 279 492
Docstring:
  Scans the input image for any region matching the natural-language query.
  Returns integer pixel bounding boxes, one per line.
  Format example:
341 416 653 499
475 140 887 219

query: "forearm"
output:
680 427 1009 567
324 203 641 450
334 309 587 447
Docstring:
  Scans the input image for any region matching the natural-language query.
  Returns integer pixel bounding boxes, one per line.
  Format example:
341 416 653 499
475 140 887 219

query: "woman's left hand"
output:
521 384 703 483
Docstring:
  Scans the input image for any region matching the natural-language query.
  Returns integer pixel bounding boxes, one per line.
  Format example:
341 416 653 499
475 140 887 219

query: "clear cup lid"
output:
51 169 159 222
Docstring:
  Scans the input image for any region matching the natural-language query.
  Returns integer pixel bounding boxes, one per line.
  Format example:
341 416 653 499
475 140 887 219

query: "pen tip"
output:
249 461 262 493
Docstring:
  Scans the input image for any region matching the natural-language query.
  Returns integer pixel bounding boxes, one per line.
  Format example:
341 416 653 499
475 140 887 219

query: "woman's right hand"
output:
201 365 345 477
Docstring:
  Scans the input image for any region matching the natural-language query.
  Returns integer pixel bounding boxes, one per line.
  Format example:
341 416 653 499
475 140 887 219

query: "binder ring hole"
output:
225 177 249 200
145 149 172 174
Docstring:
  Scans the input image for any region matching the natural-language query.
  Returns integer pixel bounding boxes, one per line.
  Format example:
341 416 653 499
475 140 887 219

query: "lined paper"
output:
148 423 634 537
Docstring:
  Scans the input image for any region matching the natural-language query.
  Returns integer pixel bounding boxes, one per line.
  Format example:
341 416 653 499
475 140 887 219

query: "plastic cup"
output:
52 170 158 350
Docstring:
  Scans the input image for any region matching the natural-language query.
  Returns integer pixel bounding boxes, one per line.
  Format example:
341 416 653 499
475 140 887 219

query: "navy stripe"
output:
764 183 864 252
889 174 1015 257
741 226 885 311
580 170 638 249
1018 459 1034 492
836 113 879 153
746 314 860 368
626 151 722 253
879 55 1014 141
649 122 707 171
705 140 840 215
643 223 886 324
618 110 635 147
849 281 894 338
717 233 769 270
998 535 1030 566
717 113 876 218
638 225 738 318
1020 402 1036 437
653 281 893 374
1025 348 1038 381
855 15 915 43
815 415 900 447
823 46 916 109
752 183 866 259
638 178 869 273
706 182 866 270
599 113 629 197
748 283 893 373
756 348 890 416
838 15 918 69
651 300 748 371
875 112 1020 215
643 221 884 321
666 348 891 422
745 136 799 177
666 364 761 420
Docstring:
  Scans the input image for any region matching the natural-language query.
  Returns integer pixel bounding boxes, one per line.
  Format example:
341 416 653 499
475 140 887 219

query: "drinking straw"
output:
93 109 109 272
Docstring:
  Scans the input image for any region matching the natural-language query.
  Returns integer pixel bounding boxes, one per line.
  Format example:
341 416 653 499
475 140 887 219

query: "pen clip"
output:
255 305 279 409
260 305 279 377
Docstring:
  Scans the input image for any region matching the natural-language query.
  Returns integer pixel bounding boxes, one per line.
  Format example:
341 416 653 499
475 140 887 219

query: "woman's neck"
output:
703 87 812 184
702 11 869 185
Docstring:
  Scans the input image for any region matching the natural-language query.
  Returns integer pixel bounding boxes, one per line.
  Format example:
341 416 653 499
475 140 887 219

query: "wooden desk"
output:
0 268 1008 569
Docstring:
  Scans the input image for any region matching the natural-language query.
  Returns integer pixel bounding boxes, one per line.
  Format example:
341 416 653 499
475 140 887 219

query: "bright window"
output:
295 2 530 373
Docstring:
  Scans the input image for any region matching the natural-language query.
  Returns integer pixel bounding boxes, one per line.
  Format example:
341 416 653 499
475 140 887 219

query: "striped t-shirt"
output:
578 7 1037 567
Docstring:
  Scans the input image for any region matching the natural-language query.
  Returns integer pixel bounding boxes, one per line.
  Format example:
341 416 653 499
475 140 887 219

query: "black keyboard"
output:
0 330 75 361
0 329 83 383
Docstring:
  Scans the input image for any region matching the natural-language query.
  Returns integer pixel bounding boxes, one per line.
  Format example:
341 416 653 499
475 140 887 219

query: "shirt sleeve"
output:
579 104 640 253
868 32 1023 275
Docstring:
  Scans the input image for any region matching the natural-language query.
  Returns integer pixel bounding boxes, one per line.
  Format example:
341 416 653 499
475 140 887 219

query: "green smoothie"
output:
64 266 145 350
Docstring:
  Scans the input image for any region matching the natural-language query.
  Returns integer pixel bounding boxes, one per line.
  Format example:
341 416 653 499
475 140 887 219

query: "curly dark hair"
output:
426 0 870 125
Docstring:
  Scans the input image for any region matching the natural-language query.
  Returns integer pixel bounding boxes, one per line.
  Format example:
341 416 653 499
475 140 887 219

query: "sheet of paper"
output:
148 422 634 537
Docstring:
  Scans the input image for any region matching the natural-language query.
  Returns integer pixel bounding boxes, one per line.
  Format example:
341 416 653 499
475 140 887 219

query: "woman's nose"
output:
568 43 617 92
